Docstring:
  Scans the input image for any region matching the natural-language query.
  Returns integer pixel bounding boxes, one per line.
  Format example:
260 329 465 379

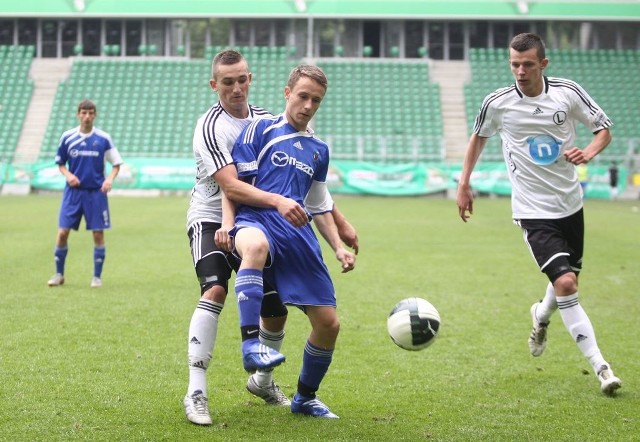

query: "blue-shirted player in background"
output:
48 100 123 288
222 65 356 418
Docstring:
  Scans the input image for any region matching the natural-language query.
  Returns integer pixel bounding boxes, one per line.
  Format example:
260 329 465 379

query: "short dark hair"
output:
77 99 96 113
510 33 546 60
287 64 328 91
211 49 247 79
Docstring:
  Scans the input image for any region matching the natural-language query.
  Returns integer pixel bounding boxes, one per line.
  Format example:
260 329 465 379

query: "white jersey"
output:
187 103 271 228
474 76 611 219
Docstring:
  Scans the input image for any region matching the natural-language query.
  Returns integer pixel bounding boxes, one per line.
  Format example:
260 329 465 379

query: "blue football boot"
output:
291 393 339 419
242 338 285 372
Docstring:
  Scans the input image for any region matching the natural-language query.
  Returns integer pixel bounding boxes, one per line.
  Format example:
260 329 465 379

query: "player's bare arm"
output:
331 204 359 254
214 163 309 227
313 211 356 273
564 128 612 165
215 192 235 252
456 134 488 222
101 164 120 193
59 164 80 187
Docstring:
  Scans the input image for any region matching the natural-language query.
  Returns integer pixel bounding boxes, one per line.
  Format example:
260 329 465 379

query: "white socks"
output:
556 293 606 373
536 282 558 323
187 299 223 396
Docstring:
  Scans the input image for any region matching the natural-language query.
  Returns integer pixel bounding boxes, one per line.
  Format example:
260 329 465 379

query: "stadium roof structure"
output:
1 0 639 21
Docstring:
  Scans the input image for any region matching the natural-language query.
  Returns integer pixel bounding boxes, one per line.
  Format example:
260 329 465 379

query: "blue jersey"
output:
231 114 335 306
55 127 123 190
233 114 330 207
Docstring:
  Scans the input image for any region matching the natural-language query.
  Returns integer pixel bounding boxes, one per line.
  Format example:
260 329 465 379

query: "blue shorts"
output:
232 207 336 307
59 187 111 231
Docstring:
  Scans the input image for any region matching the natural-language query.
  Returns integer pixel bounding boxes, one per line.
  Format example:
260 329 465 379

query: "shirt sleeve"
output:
569 82 612 133
232 121 261 180
304 180 334 214
105 146 124 166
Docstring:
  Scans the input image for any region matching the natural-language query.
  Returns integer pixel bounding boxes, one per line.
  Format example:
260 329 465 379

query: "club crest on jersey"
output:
527 134 561 165
313 151 320 162
271 151 314 177
553 111 567 125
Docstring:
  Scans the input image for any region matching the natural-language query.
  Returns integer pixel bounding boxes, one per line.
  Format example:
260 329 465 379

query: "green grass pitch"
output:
1 194 638 441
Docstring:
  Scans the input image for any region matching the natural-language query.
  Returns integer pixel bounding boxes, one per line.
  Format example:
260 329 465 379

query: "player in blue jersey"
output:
456 33 621 395
183 51 359 425
220 64 356 419
47 100 123 289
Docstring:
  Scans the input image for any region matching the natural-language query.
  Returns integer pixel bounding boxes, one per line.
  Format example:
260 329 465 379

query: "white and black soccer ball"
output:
387 297 440 351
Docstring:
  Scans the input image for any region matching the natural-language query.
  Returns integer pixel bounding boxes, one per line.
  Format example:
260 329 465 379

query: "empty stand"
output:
41 50 444 164
316 60 444 163
40 47 299 160
0 46 34 162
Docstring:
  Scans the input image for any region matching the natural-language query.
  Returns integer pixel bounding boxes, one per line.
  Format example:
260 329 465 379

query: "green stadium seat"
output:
0 46 35 161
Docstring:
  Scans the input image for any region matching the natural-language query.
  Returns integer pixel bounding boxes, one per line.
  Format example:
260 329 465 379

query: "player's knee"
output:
316 315 340 337
553 273 578 295
236 228 269 262
260 291 288 318
200 281 228 300
240 240 269 262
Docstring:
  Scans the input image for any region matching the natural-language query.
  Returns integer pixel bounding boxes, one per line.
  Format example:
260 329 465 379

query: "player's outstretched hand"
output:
336 247 356 273
276 197 309 227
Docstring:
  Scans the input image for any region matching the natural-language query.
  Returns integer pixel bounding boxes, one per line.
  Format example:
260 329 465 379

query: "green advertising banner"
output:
2 158 627 199
327 161 450 196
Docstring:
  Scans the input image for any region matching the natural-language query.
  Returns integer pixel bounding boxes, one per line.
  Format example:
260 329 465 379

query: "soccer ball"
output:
387 297 440 351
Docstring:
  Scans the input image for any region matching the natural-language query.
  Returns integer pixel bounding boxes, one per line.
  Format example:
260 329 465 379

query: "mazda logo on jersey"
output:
271 151 289 167
69 148 99 158
553 111 567 125
527 135 561 165
271 151 314 177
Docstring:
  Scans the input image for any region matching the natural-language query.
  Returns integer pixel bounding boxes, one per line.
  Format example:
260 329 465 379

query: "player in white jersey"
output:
220 64 356 419
47 100 123 289
456 33 621 395
184 51 359 425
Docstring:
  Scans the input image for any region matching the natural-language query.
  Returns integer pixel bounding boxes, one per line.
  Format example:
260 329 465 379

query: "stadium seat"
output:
0 46 35 161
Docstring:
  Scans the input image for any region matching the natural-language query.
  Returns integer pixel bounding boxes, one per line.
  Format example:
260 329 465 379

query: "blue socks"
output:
94 246 106 278
235 268 264 339
54 246 68 275
297 340 334 399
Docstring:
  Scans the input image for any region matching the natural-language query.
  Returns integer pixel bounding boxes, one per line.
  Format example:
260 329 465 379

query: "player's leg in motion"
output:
246 290 291 406
554 273 621 395
90 230 105 288
48 228 70 287
183 225 230 426
529 282 556 356
234 227 285 372
184 285 224 426
291 306 340 419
